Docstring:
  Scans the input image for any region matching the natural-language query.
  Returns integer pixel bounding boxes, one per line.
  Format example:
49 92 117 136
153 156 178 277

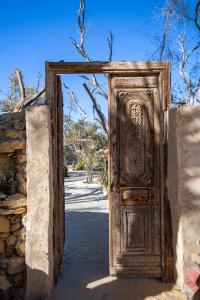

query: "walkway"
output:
51 171 186 300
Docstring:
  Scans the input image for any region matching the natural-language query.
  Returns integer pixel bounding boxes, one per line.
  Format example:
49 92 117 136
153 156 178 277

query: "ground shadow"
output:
51 210 177 300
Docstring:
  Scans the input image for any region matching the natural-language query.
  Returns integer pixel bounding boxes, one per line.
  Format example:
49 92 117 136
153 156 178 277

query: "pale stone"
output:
22 214 26 227
0 240 5 253
0 193 26 208
7 256 25 275
10 223 21 233
0 140 26 153
6 235 17 246
191 253 200 266
0 217 10 233
16 241 25 256
0 274 11 289
25 105 54 299
0 207 26 215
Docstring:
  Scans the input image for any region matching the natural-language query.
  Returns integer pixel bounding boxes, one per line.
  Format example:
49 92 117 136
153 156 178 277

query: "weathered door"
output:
109 74 168 278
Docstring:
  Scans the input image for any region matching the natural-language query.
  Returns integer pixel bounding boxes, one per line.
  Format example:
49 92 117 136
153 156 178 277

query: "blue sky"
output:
0 0 181 117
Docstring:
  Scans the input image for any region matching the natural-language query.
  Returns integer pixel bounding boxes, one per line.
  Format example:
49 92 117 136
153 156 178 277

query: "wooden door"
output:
109 74 167 278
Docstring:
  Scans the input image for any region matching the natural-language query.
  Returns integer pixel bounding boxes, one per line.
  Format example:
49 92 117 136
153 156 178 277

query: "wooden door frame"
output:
45 61 173 282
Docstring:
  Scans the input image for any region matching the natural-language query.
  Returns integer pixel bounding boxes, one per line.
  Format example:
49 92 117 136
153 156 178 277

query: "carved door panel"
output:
109 75 163 277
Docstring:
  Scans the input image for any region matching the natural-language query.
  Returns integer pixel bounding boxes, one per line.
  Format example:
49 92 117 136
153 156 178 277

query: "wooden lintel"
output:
45 61 169 74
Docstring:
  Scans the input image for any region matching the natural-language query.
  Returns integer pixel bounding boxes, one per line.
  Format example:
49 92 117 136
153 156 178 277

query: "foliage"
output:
63 118 107 183
75 160 85 171
63 163 69 177
0 68 43 112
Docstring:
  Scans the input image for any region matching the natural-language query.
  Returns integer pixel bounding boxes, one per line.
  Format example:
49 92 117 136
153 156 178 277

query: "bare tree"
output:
0 68 45 112
155 0 200 105
63 0 113 134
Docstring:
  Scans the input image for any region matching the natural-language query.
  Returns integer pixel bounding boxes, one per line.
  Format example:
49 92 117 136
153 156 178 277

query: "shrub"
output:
75 160 85 171
63 164 69 177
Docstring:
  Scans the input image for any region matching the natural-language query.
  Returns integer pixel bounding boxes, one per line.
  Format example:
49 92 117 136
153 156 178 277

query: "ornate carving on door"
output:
109 73 171 279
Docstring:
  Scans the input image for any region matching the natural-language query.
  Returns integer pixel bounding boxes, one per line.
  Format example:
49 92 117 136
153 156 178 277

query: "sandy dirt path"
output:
51 171 186 300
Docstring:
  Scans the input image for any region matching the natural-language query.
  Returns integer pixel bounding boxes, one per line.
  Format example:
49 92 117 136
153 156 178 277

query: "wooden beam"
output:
46 61 169 74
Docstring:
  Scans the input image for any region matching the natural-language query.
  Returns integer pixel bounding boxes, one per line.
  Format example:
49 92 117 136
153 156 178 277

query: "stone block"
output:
6 235 17 247
0 207 26 215
16 240 25 256
14 272 24 288
0 274 11 289
0 233 9 240
9 215 21 224
14 120 25 131
16 173 26 194
10 223 21 233
5 130 18 139
0 140 26 154
7 256 25 275
0 155 10 165
0 217 10 233
0 240 5 254
0 193 26 208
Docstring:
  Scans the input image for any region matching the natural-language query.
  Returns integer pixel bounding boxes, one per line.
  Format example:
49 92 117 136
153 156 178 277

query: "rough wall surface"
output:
0 112 27 300
25 105 54 299
168 106 200 291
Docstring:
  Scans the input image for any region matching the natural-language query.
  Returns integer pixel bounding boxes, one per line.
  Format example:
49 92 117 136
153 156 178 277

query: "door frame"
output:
45 61 173 282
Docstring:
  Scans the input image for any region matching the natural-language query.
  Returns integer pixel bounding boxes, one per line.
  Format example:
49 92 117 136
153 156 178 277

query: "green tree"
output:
64 119 107 183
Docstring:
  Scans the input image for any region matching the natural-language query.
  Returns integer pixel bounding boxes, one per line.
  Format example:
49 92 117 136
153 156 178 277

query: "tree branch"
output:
62 81 101 124
15 69 26 100
107 31 114 61
194 0 200 32
83 83 108 134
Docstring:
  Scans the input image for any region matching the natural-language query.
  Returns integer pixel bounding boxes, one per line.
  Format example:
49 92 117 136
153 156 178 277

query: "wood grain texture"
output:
108 71 172 279
46 61 169 74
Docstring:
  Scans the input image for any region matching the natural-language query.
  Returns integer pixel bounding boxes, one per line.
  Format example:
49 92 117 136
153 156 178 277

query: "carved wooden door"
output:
109 75 164 278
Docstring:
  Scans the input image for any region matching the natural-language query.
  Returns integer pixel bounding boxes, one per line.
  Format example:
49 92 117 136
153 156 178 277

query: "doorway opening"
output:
58 73 109 296
45 62 174 298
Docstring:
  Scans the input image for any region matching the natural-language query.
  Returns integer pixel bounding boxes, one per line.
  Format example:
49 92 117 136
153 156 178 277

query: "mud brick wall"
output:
168 106 200 292
0 112 27 300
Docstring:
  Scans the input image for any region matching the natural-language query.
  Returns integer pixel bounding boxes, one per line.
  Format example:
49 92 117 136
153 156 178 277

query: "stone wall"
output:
168 106 200 291
0 112 27 300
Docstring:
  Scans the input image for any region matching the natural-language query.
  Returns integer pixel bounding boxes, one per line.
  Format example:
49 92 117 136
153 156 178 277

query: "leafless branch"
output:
35 72 42 93
159 0 177 60
62 80 101 124
194 0 200 32
71 0 111 105
14 88 45 111
83 83 108 134
15 69 26 100
107 31 114 61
